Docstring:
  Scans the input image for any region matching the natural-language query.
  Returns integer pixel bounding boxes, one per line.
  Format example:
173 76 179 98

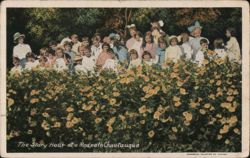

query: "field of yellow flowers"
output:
7 57 241 152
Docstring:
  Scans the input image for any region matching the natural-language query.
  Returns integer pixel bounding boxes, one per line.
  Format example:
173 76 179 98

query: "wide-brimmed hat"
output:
188 21 202 33
169 35 178 42
13 32 25 43
74 55 82 61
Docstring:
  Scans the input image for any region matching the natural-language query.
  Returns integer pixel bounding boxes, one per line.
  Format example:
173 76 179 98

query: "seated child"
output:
102 49 119 72
195 38 209 66
128 49 142 69
47 49 56 67
38 56 49 70
74 55 83 72
96 43 112 67
71 34 82 55
54 48 68 71
82 46 96 74
63 41 77 61
81 37 90 47
142 51 153 66
156 37 167 65
141 33 157 60
10 57 22 75
25 52 38 70
213 38 227 60
165 35 182 63
225 28 241 63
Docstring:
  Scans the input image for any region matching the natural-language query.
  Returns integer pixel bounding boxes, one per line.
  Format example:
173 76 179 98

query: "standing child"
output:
91 34 103 60
156 37 167 65
13 32 32 68
128 49 142 69
225 28 241 63
71 34 82 55
142 51 154 66
64 41 77 61
96 43 112 68
10 57 22 75
25 52 38 70
195 38 209 66
102 49 119 72
213 38 227 60
180 32 193 60
82 46 96 74
141 33 158 60
165 36 182 63
126 24 143 55
112 34 129 65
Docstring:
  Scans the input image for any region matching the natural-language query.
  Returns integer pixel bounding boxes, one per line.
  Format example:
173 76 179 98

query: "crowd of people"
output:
10 20 241 75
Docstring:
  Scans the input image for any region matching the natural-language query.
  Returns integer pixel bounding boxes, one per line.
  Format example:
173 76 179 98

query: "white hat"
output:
13 32 25 43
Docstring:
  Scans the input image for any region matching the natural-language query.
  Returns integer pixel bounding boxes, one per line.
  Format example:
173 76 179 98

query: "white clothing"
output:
225 37 241 63
195 49 205 67
54 58 68 71
214 49 227 60
13 43 32 59
91 44 103 60
128 58 142 69
10 65 22 75
181 42 193 60
165 45 182 62
82 56 96 73
72 41 82 55
102 59 118 72
25 61 38 70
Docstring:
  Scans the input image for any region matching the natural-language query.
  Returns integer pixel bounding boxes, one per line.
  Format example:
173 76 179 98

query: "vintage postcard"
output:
0 0 249 158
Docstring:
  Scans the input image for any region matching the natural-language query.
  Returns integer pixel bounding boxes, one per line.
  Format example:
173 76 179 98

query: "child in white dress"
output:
10 57 22 75
165 36 182 63
128 49 142 69
82 47 96 74
24 52 38 70
213 38 227 60
195 38 209 66
225 28 241 63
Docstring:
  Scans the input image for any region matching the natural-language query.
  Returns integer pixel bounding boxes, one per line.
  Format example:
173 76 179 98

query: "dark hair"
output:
39 47 49 56
55 47 64 54
227 27 237 37
158 37 166 47
82 36 89 42
70 34 78 39
200 38 209 45
26 52 35 59
142 51 152 59
13 57 20 62
102 43 110 49
63 41 72 48
142 33 154 48
39 56 48 63
49 40 57 46
48 48 55 56
213 38 224 49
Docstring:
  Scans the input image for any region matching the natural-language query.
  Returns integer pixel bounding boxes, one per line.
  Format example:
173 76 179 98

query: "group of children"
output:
10 21 241 75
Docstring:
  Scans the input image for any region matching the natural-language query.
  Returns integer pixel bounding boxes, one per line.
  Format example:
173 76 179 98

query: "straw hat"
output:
13 32 25 43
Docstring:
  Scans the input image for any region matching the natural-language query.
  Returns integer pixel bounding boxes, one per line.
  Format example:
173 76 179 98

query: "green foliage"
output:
7 57 241 152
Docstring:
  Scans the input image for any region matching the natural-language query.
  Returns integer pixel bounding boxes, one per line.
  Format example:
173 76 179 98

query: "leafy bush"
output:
7 57 241 152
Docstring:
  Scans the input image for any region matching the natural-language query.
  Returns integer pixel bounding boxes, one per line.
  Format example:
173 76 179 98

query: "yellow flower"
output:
220 102 231 108
142 86 150 93
180 88 187 95
143 76 150 82
108 126 113 133
153 111 161 120
225 139 230 144
204 103 211 109
30 98 39 104
66 107 74 112
7 98 14 106
87 92 94 97
199 109 206 115
227 116 238 126
233 89 239 95
184 121 190 126
216 80 222 86
95 118 102 124
189 102 198 108
139 105 147 114
66 113 74 121
174 101 181 107
107 117 116 127
82 104 93 111
173 96 180 102
71 117 80 124
30 108 37 116
140 120 145 124
233 128 240 135
202 59 209 65
113 92 120 97
119 115 126 122
66 121 74 128
177 80 183 87
209 94 216 100
148 130 155 138
53 122 61 128
42 112 49 118
219 125 229 134
226 96 234 102
183 111 193 121
30 89 40 96
109 98 117 106
209 79 215 84
172 127 178 133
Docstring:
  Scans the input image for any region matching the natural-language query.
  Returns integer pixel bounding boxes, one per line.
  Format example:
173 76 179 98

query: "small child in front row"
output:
128 49 142 69
165 36 182 63
25 52 38 70
74 55 83 72
10 57 22 75
81 46 96 74
142 51 154 66
195 38 209 67
38 56 49 70
213 38 227 60
180 32 193 60
102 49 119 73
54 48 68 71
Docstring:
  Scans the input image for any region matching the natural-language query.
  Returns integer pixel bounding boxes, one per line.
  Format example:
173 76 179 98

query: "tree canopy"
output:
7 8 242 68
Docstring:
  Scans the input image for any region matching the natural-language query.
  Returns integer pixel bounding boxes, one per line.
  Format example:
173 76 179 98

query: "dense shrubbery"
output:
7 57 241 152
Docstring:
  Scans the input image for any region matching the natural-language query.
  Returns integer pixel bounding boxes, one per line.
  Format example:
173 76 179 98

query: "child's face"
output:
71 35 78 43
64 45 72 52
201 43 208 49
27 57 34 62
93 40 100 47
48 54 54 59
131 53 138 60
13 60 19 66
84 49 91 57
170 39 177 46
193 28 201 37
18 37 24 44
130 29 137 37
103 46 109 52
56 51 64 58
182 34 189 42
82 40 89 47
159 42 166 49
225 30 231 38
145 36 151 43
79 47 85 56
143 54 151 61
